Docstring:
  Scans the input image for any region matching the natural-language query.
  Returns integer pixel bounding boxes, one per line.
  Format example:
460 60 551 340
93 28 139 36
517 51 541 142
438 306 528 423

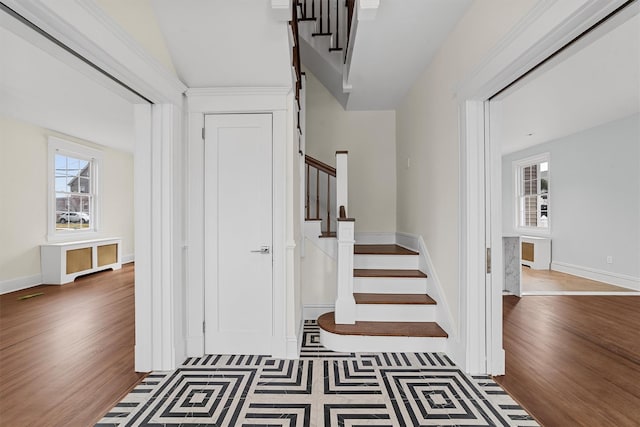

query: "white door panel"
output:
204 114 272 355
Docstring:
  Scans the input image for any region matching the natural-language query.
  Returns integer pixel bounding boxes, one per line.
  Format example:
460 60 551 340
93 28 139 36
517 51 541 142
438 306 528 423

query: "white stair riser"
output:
320 329 446 353
356 304 436 322
354 277 427 294
354 254 419 269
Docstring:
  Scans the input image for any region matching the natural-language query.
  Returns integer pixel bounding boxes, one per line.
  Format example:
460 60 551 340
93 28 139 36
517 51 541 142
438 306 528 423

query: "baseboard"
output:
122 253 135 264
0 274 42 295
551 261 640 291
286 317 305 359
354 232 396 245
522 290 640 296
303 304 334 320
396 232 419 252
397 232 455 340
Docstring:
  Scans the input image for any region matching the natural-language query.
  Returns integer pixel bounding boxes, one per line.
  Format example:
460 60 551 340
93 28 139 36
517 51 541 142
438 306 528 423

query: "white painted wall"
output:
95 0 177 76
0 116 134 292
395 0 536 328
304 69 396 232
502 114 640 283
301 237 337 309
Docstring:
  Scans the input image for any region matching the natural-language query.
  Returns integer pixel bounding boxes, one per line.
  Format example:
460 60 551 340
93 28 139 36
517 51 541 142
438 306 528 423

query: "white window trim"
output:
513 152 551 236
47 136 103 241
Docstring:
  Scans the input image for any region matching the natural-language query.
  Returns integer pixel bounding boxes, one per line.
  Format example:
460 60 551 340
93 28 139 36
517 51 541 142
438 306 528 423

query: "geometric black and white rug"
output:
97 321 538 426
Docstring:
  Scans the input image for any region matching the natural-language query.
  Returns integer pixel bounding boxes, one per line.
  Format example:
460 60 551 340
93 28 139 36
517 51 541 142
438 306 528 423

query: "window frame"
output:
513 153 551 236
48 137 102 240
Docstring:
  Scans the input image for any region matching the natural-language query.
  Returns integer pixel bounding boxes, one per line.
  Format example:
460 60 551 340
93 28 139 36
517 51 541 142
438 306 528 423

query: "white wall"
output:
95 0 177 76
301 237 336 309
502 114 640 285
395 0 536 328
0 116 134 292
304 69 397 232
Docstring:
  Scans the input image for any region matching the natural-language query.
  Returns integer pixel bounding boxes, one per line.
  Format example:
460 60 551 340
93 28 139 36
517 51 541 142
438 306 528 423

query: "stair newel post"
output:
335 151 355 324
336 212 356 324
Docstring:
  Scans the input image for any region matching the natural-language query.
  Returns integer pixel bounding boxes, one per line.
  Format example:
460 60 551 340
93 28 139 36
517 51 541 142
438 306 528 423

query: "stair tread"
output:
354 269 427 278
354 293 436 305
354 244 418 256
318 312 448 337
319 232 336 238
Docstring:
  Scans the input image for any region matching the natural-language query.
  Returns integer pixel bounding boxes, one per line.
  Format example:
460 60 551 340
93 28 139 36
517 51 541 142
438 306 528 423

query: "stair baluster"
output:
304 155 336 235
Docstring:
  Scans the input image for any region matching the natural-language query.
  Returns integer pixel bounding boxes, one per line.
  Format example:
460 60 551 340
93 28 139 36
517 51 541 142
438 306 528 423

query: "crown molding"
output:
2 0 187 105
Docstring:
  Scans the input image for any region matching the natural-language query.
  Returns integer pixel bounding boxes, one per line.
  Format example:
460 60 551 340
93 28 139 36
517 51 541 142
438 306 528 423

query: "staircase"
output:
318 244 448 353
303 152 449 353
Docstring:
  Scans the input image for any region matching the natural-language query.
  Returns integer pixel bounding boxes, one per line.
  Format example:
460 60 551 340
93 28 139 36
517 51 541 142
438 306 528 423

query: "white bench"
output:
41 238 122 285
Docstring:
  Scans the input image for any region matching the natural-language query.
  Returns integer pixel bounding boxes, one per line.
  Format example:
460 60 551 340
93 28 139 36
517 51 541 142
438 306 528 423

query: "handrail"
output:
290 3 302 108
305 155 336 176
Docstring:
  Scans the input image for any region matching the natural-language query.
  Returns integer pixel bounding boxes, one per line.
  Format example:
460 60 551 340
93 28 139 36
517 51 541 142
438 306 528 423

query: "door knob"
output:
250 246 270 254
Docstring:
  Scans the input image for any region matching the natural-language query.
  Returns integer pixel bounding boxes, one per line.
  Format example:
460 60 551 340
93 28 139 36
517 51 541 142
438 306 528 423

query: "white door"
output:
204 114 273 355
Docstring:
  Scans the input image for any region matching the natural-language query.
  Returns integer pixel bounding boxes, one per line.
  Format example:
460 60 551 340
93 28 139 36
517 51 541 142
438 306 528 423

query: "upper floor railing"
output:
296 0 356 58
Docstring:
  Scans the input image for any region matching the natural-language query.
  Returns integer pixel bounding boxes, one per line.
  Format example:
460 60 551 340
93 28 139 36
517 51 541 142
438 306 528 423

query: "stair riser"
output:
320 329 446 353
354 254 419 269
354 277 428 294
356 304 436 322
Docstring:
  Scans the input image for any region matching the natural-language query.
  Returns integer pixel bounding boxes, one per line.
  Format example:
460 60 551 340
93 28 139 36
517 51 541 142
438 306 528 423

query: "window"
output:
514 154 549 231
49 137 101 237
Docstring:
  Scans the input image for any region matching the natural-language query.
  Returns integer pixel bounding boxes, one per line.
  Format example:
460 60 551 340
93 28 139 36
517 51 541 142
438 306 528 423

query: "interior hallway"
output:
0 263 144 426
496 295 640 426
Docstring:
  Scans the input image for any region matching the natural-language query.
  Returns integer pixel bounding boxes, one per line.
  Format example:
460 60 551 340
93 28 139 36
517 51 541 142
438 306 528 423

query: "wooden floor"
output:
496 295 640 427
521 267 635 293
0 264 145 427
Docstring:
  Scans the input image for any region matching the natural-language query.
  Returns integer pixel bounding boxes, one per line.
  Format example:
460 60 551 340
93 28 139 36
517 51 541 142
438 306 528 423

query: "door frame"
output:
456 0 630 375
185 87 293 359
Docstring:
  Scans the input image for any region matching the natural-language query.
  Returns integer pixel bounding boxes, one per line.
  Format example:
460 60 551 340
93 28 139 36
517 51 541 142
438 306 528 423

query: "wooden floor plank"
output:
0 264 145 427
495 295 640 427
354 244 418 255
318 312 447 337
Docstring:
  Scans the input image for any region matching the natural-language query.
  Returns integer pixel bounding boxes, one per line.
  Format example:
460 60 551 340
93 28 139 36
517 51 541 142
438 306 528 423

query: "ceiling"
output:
0 17 140 153
150 0 292 88
499 12 640 155
345 0 472 110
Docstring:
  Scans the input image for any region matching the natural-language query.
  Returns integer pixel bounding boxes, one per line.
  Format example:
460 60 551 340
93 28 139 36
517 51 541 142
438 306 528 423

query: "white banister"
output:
336 151 348 214
335 215 356 324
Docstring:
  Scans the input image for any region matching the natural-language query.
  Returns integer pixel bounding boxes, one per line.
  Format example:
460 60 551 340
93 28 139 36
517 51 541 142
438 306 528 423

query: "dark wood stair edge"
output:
354 244 419 256
354 269 428 278
353 293 436 305
317 312 448 338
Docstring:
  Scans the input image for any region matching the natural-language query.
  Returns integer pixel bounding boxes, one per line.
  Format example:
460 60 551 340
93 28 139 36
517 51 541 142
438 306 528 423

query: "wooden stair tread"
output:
319 232 336 238
354 293 436 305
318 312 448 338
354 269 427 278
354 244 418 255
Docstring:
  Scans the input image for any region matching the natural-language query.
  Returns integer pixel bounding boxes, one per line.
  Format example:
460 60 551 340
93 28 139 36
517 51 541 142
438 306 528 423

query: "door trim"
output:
454 0 630 375
185 87 292 359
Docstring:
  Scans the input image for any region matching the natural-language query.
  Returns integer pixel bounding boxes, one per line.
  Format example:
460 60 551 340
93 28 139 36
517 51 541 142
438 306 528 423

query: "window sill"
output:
515 227 551 238
47 229 99 243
